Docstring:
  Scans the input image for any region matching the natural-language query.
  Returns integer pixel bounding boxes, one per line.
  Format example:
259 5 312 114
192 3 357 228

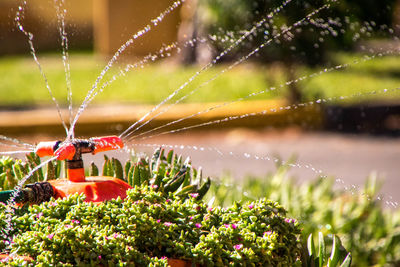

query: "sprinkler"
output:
0 136 132 204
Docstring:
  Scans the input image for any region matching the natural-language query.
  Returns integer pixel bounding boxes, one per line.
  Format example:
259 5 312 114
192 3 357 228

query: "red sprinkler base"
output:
49 176 132 203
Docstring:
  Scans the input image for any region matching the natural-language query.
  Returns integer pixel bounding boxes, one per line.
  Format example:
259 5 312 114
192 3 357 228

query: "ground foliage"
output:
209 162 400 266
0 151 356 266
1 186 301 266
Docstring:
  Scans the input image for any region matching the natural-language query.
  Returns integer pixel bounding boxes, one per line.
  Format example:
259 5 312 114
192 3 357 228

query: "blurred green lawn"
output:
0 52 400 107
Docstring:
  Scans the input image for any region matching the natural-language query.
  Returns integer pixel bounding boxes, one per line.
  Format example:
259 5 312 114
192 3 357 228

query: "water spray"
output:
0 136 131 204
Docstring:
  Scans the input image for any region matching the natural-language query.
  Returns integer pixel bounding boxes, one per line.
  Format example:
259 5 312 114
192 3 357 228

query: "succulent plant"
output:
1 186 301 266
303 232 351 267
0 153 62 191
95 147 211 200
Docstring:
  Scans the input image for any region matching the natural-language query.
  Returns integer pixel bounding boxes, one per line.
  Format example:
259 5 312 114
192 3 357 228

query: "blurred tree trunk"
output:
178 0 198 65
393 0 400 36
285 62 302 104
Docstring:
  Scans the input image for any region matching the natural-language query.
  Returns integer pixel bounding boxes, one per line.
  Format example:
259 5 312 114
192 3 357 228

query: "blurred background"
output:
0 0 400 203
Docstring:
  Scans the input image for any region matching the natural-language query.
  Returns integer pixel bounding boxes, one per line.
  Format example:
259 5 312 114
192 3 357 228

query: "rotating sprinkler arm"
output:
35 136 124 182
35 136 124 159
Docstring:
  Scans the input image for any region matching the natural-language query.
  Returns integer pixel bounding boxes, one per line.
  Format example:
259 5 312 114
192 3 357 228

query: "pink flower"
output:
65 225 72 229
36 212 43 219
189 216 193 220
161 256 168 260
151 184 158 189
166 199 171 203
72 220 80 224
47 233 54 240
195 223 202 228
208 207 213 212
234 244 243 250
248 203 254 209
224 224 238 229
190 193 199 198
164 222 172 227
285 218 296 224
264 231 273 236
157 219 161 223
50 202 57 207
113 233 120 238
98 255 102 260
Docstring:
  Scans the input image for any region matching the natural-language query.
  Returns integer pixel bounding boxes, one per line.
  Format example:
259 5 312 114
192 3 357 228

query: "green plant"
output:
209 163 400 266
303 232 351 267
1 186 301 266
97 148 211 200
0 154 61 191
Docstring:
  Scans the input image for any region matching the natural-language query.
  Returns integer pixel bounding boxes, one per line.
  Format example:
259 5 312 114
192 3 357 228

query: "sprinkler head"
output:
35 136 124 159
35 136 124 182
0 136 131 204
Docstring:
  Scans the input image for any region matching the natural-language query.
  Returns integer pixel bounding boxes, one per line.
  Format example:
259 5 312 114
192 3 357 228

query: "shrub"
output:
209 162 400 266
1 186 301 266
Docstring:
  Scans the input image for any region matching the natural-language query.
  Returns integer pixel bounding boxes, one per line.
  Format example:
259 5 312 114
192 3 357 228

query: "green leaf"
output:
164 173 186 193
308 233 315 257
339 253 352 267
112 158 124 179
124 160 132 180
54 160 62 178
89 162 99 177
102 155 110 176
166 150 174 164
175 184 197 197
151 147 162 171
133 165 140 187
138 164 150 185
182 162 191 188
128 164 135 186
45 160 56 180
195 166 203 185
13 162 24 181
5 169 16 189
197 177 211 200
328 235 340 267
318 232 326 267
153 171 163 188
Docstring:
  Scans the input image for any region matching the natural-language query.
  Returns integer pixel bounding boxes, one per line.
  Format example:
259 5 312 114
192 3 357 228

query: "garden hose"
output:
0 182 55 204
